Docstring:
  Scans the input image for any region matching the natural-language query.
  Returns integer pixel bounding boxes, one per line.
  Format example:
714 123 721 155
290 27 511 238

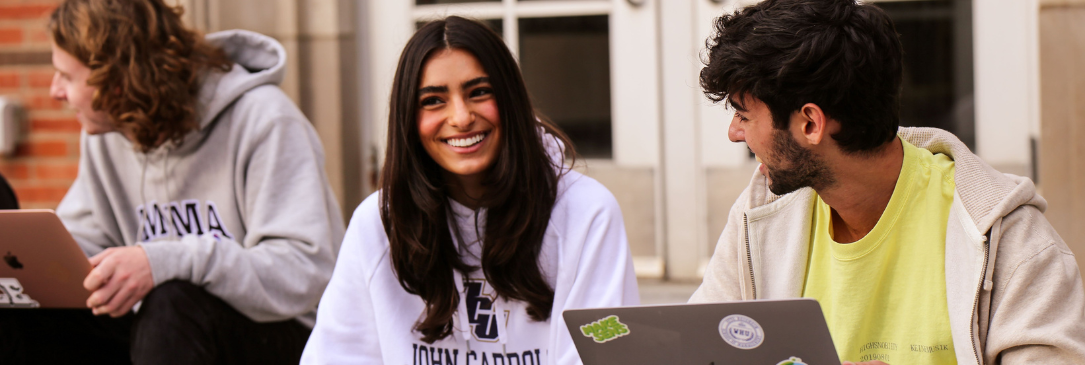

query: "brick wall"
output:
0 0 80 210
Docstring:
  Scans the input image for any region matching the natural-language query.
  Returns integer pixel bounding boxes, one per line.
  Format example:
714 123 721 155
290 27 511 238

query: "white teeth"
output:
446 133 486 148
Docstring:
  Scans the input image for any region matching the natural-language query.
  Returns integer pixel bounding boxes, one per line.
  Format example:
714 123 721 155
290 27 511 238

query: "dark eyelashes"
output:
417 86 493 107
470 87 494 97
419 96 442 107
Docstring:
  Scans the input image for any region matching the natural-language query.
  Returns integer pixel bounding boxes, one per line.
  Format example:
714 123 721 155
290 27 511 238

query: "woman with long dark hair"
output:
301 16 638 364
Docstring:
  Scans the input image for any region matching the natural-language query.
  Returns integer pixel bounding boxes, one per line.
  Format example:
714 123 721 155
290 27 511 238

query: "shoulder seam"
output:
367 246 391 286
1000 241 1060 293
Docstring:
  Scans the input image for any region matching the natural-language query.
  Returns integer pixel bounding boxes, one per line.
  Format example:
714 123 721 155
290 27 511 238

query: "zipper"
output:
969 234 990 365
743 214 756 299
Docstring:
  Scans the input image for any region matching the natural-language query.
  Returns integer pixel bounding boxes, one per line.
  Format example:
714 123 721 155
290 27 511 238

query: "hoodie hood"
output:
195 29 288 130
898 127 1045 234
744 127 1042 236
539 126 567 169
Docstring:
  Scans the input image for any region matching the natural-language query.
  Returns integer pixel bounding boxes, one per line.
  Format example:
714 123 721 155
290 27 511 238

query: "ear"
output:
793 103 829 146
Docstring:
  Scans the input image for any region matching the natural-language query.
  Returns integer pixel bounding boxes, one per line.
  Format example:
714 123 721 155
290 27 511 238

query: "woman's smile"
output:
443 131 490 149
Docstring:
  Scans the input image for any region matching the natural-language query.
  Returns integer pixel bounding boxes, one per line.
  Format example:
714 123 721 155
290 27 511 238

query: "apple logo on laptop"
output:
4 252 23 269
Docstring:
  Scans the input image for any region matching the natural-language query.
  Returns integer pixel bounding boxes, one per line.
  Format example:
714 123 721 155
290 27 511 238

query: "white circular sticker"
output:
719 314 765 350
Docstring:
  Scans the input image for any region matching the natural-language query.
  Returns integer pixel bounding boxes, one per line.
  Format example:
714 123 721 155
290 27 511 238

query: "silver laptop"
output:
564 298 838 365
0 210 92 308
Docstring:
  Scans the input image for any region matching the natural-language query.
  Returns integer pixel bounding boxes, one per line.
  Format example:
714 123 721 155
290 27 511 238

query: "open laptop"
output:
564 298 838 365
0 210 92 308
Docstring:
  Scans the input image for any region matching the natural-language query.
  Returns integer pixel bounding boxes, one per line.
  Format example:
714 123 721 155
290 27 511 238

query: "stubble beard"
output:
764 129 835 195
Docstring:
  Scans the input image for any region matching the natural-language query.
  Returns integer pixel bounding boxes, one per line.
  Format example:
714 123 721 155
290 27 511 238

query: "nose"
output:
447 96 474 129
49 72 65 101
728 114 744 143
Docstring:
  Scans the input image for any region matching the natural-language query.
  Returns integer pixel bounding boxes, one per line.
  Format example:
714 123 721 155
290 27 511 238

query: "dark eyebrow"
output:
728 97 747 112
462 76 489 89
418 85 448 95
419 76 488 96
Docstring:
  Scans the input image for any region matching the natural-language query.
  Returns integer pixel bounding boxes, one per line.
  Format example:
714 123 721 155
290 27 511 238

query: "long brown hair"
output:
381 16 574 343
49 0 232 152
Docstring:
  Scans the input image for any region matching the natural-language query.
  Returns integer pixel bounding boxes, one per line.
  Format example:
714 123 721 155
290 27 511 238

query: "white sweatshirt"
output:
301 169 639 365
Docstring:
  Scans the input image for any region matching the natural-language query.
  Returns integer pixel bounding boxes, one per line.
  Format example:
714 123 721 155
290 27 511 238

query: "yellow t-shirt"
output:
802 139 957 365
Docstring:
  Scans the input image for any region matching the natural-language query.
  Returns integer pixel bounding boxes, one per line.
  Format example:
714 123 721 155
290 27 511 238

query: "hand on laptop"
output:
83 246 154 317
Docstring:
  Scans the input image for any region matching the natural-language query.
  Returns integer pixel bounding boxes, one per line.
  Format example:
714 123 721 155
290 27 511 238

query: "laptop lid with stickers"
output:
0 210 92 308
563 298 839 365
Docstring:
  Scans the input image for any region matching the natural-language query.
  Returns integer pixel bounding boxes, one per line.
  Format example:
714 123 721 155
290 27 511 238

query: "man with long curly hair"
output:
0 0 345 363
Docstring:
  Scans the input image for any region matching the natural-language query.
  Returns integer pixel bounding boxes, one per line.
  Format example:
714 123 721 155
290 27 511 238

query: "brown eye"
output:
420 96 443 107
469 87 493 98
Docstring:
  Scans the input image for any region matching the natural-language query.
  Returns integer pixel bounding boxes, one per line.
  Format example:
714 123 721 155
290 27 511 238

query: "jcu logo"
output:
580 315 630 343
464 279 506 342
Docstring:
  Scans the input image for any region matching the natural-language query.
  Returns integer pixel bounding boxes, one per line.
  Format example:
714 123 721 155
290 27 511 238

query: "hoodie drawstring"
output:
454 269 511 355
163 145 174 240
137 153 149 244
454 269 472 348
135 145 177 242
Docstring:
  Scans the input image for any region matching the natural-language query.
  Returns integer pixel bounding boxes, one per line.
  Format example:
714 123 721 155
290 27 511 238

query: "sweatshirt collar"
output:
744 127 1041 236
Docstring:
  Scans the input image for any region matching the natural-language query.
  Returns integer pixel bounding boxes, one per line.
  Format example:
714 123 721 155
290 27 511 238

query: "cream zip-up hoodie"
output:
691 127 1085 365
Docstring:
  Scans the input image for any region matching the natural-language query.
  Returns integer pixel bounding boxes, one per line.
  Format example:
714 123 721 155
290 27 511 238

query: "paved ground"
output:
636 279 700 305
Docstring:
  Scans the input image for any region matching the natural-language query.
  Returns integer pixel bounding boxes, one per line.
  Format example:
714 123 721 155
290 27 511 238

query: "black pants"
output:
0 281 311 365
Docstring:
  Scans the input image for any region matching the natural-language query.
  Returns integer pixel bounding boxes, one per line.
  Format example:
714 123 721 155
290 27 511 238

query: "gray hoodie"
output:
57 30 345 326
691 127 1085 364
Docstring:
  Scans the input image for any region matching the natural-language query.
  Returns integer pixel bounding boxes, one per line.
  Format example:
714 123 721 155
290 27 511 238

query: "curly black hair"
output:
700 0 903 153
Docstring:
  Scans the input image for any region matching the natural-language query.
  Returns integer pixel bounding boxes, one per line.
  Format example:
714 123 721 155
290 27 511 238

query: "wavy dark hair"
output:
700 0 903 153
381 16 574 343
50 0 232 152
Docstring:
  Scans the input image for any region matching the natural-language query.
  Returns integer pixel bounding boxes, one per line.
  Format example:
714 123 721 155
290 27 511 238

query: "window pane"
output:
416 0 498 5
877 0 975 148
519 15 612 158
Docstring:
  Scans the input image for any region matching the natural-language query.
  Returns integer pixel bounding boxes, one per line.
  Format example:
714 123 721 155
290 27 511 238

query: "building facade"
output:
2 0 1078 281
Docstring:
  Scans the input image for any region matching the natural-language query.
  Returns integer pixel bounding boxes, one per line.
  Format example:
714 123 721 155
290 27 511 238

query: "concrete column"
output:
973 0 1036 176
1038 0 1085 279
658 0 709 280
194 0 362 222
296 0 363 220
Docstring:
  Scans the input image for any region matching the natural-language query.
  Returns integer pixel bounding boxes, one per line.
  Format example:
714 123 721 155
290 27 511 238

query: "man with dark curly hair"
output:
690 0 1085 364
0 0 344 363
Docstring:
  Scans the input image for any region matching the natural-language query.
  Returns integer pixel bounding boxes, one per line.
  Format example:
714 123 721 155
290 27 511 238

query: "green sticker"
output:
775 357 807 365
580 315 631 343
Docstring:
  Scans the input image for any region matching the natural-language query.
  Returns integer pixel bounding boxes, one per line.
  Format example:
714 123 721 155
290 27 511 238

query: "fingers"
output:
111 293 143 318
87 272 123 312
100 273 153 317
96 279 136 317
84 255 117 292
85 246 155 316
85 247 119 291
88 247 116 267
